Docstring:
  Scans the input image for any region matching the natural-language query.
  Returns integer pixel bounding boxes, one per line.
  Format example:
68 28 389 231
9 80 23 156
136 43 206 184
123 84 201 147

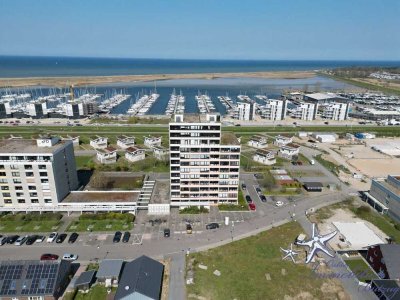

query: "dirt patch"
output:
160 258 170 300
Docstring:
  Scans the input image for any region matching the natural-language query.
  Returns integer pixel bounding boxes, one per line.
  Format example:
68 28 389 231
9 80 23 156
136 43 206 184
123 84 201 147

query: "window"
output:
41 179 49 183
13 179 21 184
16 192 24 197
28 186 36 190
0 165 3 169
0 179 7 183
39 172 48 177
31 199 39 204
11 172 20 177
15 186 23 190
2 193 11 197
25 172 34 177
4 199 12 204
10 164 18 169
1 186 9 190
38 165 46 170
0 172 6 176
29 192 38 197
18 199 25 203
24 165 33 170
44 199 52 204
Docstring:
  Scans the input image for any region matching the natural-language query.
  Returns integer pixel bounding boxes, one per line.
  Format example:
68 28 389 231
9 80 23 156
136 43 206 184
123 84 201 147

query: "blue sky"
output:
0 0 399 60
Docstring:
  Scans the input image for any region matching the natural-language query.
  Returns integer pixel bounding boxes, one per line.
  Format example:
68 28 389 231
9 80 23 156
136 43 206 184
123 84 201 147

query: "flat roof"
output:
305 92 339 100
303 182 323 188
380 244 400 279
256 149 273 156
0 139 68 154
332 222 385 248
97 259 124 279
150 179 170 204
63 192 139 203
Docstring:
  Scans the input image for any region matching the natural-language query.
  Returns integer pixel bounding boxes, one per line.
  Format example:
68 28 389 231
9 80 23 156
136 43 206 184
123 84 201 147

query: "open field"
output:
0 70 316 87
0 213 63 233
187 222 348 300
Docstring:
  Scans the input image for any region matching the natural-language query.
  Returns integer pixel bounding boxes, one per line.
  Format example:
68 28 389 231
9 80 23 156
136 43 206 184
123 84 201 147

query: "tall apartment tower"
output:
236 102 255 121
169 114 241 207
260 99 287 121
293 103 317 121
321 102 349 121
0 136 79 209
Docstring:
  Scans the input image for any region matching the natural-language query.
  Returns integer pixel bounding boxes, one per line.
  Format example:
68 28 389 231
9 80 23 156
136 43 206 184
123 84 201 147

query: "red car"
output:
249 203 256 211
40 254 59 261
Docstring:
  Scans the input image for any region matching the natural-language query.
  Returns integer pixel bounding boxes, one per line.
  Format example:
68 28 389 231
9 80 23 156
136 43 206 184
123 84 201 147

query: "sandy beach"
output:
0 70 316 88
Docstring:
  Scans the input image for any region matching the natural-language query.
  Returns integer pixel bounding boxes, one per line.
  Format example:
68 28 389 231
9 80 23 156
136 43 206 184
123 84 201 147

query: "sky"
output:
0 0 399 60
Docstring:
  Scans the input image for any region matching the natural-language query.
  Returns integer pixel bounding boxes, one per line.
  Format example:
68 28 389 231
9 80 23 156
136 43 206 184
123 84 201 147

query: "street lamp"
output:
230 221 235 242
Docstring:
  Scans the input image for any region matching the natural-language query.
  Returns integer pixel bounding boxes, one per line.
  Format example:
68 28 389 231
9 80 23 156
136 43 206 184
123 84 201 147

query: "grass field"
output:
344 258 377 282
74 285 111 300
0 213 63 233
187 222 345 300
75 155 94 170
314 154 350 176
66 212 134 232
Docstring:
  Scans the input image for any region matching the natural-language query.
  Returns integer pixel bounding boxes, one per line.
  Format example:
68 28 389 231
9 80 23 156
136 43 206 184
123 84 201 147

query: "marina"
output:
166 89 185 115
127 92 160 115
195 92 216 113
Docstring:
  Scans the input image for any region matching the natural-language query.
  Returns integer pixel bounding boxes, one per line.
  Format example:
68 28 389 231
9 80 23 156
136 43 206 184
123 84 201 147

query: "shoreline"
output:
0 70 316 88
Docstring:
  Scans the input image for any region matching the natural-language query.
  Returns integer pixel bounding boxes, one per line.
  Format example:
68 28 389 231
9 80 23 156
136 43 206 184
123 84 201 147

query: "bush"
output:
394 224 400 231
79 212 134 222
356 206 371 215
179 206 209 214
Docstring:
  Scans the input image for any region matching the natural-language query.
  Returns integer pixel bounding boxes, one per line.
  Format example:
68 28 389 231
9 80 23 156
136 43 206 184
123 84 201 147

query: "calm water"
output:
0 56 399 78
5 76 356 115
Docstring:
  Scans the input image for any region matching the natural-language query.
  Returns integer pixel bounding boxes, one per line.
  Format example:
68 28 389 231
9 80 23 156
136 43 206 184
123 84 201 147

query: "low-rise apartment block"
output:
0 136 79 209
96 147 117 164
247 135 268 148
292 103 317 120
321 102 350 120
144 136 162 148
274 135 293 147
90 136 108 149
125 147 146 163
253 149 276 165
259 99 287 121
278 143 300 159
169 114 240 207
117 135 135 149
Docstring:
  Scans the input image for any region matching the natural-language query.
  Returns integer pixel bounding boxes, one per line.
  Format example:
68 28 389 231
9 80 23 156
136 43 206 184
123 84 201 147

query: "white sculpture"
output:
296 223 337 264
280 243 299 263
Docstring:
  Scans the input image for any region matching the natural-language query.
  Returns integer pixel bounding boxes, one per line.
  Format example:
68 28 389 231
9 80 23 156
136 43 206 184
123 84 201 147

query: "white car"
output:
275 201 284 207
35 236 45 243
14 236 28 246
47 232 58 243
62 253 78 261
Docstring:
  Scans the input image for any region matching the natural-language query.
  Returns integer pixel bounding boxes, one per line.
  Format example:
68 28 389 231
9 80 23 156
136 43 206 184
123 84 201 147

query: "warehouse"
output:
312 133 337 143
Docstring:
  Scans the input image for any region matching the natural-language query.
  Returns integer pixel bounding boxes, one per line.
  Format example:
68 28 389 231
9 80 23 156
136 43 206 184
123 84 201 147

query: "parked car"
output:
275 201 284 207
206 223 219 230
35 235 45 243
122 232 131 243
56 233 67 244
249 203 256 211
62 253 78 261
113 231 122 243
68 233 79 244
186 224 193 234
245 195 252 203
6 235 19 244
40 254 59 261
163 228 170 238
254 173 263 179
15 236 28 246
241 183 247 190
0 236 7 246
255 187 262 194
25 235 38 245
260 195 267 202
47 232 58 243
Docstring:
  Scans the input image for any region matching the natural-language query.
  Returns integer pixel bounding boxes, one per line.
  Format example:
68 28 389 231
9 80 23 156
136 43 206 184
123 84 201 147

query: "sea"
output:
1 56 399 115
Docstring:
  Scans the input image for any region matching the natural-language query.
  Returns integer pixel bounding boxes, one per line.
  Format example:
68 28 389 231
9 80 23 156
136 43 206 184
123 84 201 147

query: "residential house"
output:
97 259 124 287
247 135 268 149
274 135 293 147
117 135 136 149
278 143 300 159
90 136 108 149
125 147 146 163
253 149 276 165
144 136 162 148
96 147 117 164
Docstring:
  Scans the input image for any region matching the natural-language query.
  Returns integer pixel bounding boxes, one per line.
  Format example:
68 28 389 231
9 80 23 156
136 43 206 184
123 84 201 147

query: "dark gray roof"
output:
371 279 400 299
380 244 400 279
0 260 71 298
97 259 124 279
75 270 96 287
303 182 324 188
115 256 164 300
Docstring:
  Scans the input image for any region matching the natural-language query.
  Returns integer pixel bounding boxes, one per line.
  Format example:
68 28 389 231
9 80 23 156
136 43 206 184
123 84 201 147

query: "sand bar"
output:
0 70 316 88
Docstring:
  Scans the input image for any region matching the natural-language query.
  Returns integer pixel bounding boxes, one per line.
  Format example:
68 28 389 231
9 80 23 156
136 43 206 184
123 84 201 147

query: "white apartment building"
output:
66 101 87 118
274 135 293 147
117 135 135 149
247 135 268 148
253 150 276 165
27 101 48 118
169 114 240 207
90 136 108 149
0 137 79 209
292 103 317 120
278 143 300 159
321 102 349 121
235 102 255 121
96 147 117 164
259 99 287 121
125 147 145 162
144 136 162 148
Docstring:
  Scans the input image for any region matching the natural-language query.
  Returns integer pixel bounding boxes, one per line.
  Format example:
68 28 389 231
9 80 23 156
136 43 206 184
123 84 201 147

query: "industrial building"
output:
362 175 400 222
312 133 337 143
303 92 348 104
169 114 240 207
0 136 79 210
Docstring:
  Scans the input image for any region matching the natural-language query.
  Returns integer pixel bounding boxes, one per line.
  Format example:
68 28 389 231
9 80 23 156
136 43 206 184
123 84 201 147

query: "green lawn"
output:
0 213 63 233
75 155 94 170
219 190 249 211
345 258 377 282
74 285 109 300
66 212 134 232
187 222 346 300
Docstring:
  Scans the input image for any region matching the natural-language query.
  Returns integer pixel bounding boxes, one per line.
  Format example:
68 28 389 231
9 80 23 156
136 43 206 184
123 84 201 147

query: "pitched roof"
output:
371 279 400 299
380 244 400 279
115 256 164 300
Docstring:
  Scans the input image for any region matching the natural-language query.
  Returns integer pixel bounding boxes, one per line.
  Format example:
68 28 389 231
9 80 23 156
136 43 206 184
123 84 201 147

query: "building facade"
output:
259 99 287 121
0 137 79 210
292 103 317 120
321 102 349 121
169 114 240 207
236 102 255 121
